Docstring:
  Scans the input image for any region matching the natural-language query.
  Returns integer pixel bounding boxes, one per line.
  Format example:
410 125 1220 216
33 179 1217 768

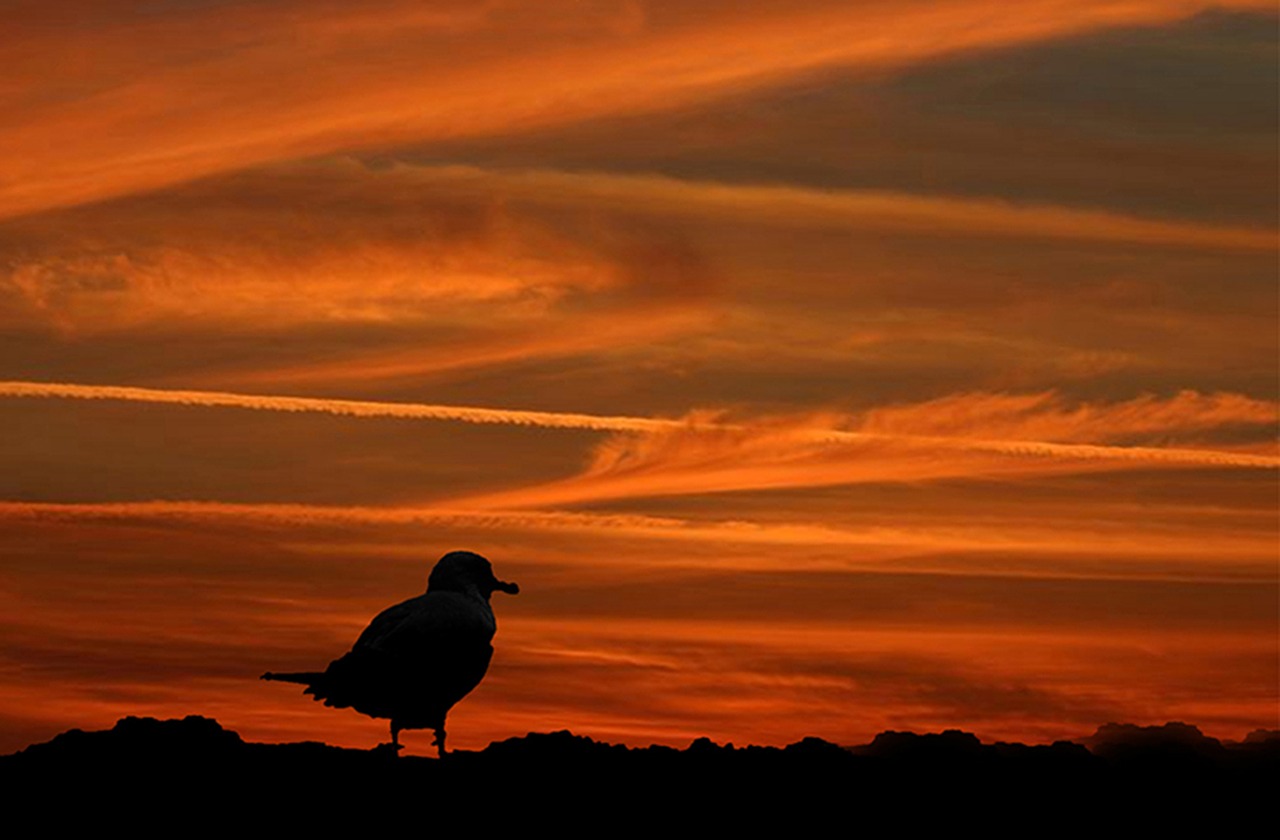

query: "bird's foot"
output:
372 741 404 758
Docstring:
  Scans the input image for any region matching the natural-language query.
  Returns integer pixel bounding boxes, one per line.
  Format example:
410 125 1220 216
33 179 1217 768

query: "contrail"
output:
0 500 665 529
2 500 1272 564
0 380 679 432
0 500 978 550
809 429 1280 469
1 380 1275 469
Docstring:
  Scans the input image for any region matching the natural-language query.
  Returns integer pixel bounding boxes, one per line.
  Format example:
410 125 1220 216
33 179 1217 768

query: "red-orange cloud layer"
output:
0 1 1275 755
5 1 1270 218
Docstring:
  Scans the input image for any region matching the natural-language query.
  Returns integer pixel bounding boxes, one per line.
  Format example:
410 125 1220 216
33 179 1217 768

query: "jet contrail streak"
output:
0 380 679 432
2 500 1272 564
1 380 1275 469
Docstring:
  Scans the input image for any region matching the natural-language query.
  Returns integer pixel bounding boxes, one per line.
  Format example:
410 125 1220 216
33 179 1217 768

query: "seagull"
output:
262 550 519 756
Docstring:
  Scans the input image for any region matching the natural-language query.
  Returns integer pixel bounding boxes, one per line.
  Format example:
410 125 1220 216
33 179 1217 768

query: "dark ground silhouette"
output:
3 716 1275 829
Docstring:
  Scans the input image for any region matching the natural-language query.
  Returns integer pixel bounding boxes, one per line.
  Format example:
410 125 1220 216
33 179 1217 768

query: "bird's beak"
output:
493 578 519 595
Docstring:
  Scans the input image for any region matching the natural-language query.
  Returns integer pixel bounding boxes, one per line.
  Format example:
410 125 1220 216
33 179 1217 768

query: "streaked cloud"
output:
856 389 1279 443
6 1 1267 218
2 499 1274 581
3 507 1273 751
451 388 1278 509
1 1 1274 754
3 381 1274 471
384 165 1274 252
8 161 1266 342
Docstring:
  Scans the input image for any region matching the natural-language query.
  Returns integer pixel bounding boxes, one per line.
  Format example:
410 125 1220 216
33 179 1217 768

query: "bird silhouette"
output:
262 550 519 756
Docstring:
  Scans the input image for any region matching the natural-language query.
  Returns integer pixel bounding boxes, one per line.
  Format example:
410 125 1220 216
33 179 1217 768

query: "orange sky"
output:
0 0 1276 755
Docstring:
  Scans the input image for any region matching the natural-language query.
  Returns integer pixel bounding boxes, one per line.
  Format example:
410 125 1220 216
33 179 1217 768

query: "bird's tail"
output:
261 671 325 684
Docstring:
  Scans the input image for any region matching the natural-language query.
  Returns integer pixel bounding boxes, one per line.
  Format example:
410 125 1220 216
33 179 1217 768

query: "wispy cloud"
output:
10 159 1266 344
4 1 1269 217
856 390 1279 443
400 165 1276 252
0 161 631 334
452 391 1279 509
220 304 712 387
2 0 1275 757
2 500 1273 575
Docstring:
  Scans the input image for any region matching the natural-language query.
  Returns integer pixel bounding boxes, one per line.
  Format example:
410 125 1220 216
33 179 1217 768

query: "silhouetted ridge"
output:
862 727 984 757
1086 721 1226 760
13 715 246 768
3 717 1274 830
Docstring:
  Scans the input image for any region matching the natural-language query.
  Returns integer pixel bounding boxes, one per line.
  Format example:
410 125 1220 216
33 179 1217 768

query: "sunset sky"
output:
1 0 1276 755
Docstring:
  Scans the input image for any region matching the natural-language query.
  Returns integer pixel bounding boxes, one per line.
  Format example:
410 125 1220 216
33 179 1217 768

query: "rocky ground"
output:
4 716 1274 830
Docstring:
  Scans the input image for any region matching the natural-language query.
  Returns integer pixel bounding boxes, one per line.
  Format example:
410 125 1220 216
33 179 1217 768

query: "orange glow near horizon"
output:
1 1 1276 754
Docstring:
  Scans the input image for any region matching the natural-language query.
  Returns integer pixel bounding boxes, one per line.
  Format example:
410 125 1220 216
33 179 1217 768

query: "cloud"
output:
1 1 1275 759
448 391 1277 509
399 165 1274 252
3 1 1269 217
10 159 1265 339
4 496 1276 587
3 381 1274 472
856 390 1279 444
1 505 1273 753
4 158 1270 393
450 10 1277 229
220 304 713 387
0 161 731 389
0 162 629 334
2 239 616 333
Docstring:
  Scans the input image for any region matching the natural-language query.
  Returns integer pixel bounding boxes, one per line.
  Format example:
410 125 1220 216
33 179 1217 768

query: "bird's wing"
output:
355 591 495 656
349 595 428 652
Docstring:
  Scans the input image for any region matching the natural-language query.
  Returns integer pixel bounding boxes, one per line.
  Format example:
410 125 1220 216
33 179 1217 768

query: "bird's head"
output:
428 550 520 600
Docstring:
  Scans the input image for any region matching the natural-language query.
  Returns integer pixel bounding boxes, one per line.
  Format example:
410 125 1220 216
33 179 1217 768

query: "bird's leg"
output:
384 721 403 755
432 726 447 759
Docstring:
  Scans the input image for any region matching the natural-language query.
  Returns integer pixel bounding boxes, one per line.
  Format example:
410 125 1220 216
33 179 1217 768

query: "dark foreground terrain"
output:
3 717 1275 830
